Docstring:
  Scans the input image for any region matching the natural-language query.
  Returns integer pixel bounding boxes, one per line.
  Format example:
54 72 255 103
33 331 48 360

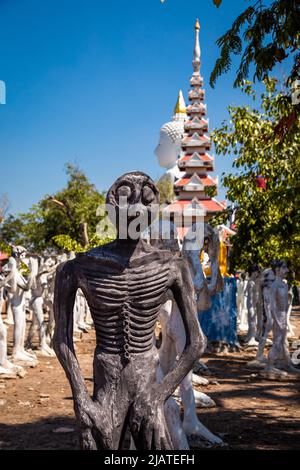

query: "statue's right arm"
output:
53 261 90 407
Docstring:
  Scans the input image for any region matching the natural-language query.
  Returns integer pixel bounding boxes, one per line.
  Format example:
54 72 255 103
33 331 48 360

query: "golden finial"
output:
195 19 200 31
174 90 187 115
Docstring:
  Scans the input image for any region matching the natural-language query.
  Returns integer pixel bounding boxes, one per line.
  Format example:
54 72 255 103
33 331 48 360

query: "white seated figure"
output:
264 260 300 378
5 247 37 364
153 221 223 447
154 90 186 183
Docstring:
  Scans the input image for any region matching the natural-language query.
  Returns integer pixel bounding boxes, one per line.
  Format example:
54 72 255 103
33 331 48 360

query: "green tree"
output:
0 164 107 252
212 79 300 275
156 174 175 204
210 0 300 88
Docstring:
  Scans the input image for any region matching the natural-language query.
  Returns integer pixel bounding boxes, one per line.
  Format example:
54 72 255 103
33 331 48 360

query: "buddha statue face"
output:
155 131 179 170
154 121 184 172
155 90 187 177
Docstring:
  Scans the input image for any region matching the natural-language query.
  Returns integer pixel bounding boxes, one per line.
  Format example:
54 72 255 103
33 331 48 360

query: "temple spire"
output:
193 19 201 75
164 18 225 230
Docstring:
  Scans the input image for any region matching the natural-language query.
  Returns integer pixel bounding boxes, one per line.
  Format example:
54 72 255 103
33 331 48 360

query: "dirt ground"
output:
0 309 299 450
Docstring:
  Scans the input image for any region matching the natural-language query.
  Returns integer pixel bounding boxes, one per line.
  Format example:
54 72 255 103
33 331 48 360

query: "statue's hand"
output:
75 398 113 450
130 390 170 450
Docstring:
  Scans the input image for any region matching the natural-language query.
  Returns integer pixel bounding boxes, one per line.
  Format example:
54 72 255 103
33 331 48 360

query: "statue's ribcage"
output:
78 262 170 358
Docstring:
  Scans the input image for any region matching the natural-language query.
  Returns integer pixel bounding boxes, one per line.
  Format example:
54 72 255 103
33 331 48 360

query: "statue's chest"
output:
277 283 288 308
77 259 171 311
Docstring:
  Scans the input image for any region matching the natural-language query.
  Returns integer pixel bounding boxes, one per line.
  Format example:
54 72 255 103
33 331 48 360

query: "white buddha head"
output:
154 91 187 173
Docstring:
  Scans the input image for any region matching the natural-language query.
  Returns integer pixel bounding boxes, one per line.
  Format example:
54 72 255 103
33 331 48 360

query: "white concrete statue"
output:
264 261 300 378
153 221 223 447
5 247 37 364
244 265 261 347
154 90 186 181
286 286 295 338
237 273 249 332
255 268 275 363
74 288 92 334
0 254 23 376
43 254 69 344
3 293 14 325
26 257 55 357
43 256 59 344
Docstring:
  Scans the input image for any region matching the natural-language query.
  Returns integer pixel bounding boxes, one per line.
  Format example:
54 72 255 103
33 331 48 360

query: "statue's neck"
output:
165 161 178 171
115 237 146 260
165 163 182 180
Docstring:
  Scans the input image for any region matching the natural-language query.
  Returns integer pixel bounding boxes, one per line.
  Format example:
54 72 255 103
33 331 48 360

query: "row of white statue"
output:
0 248 92 372
0 230 223 448
236 263 298 378
0 233 298 449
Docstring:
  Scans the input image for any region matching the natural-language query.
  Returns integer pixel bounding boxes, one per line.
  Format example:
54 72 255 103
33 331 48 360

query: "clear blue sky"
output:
0 0 274 214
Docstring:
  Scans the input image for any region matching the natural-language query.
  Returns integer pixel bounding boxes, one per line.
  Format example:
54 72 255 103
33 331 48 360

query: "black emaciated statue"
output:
53 172 206 450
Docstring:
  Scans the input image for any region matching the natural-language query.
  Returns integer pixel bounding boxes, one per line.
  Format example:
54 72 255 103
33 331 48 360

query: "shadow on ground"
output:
0 416 79 450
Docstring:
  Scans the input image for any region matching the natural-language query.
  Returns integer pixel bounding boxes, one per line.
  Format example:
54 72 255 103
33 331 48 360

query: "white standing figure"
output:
153 221 223 447
255 268 275 363
265 261 300 377
43 256 59 344
5 247 37 363
0 253 23 375
286 286 295 338
237 274 249 332
74 289 92 333
3 293 14 325
44 254 68 344
26 257 55 356
244 265 261 346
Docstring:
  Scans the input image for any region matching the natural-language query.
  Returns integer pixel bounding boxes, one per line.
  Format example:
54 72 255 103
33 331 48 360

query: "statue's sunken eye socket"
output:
142 185 155 205
117 184 132 200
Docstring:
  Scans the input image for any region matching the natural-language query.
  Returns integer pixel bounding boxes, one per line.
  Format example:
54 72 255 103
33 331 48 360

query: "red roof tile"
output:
167 199 225 213
182 134 210 143
179 153 213 162
175 176 217 187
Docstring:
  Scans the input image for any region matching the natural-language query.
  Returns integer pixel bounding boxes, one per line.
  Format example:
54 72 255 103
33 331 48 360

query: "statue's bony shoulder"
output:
133 245 177 269
82 241 117 259
167 252 191 281
74 242 127 274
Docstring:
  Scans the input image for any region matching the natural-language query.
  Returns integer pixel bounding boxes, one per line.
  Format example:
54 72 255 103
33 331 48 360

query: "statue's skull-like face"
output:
106 172 160 233
276 262 288 279
262 268 275 288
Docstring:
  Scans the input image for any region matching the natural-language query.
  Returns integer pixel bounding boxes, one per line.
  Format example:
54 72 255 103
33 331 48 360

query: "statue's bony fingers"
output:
130 414 144 447
160 431 173 450
142 420 154 450
153 426 162 451
80 427 97 450
94 427 113 450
